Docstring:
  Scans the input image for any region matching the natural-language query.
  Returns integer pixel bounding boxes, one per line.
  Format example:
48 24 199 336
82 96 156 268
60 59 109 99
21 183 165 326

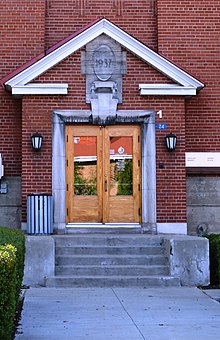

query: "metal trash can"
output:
27 194 53 234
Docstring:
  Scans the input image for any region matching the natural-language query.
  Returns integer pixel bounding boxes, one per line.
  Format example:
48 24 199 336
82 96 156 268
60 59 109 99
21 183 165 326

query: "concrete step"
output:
46 275 180 288
56 254 167 266
49 234 176 288
56 245 164 256
55 265 169 276
53 235 163 247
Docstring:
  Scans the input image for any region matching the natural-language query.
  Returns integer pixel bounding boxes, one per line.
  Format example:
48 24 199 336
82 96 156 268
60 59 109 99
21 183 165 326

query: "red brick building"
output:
0 0 219 235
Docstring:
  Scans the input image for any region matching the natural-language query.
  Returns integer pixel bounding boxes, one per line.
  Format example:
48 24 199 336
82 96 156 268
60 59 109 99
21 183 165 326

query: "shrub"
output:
0 227 25 339
204 234 220 286
0 227 25 299
0 244 17 339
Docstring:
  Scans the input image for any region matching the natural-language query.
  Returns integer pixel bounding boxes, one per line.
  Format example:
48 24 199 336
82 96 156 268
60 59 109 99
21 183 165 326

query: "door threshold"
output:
67 223 140 227
65 223 142 234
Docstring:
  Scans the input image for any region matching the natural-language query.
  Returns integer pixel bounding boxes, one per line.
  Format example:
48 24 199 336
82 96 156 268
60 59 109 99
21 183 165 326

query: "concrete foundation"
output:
23 236 55 287
186 176 220 235
163 235 210 286
0 176 21 229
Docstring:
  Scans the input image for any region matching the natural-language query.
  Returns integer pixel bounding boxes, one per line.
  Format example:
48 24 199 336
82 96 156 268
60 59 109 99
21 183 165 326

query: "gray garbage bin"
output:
27 194 53 234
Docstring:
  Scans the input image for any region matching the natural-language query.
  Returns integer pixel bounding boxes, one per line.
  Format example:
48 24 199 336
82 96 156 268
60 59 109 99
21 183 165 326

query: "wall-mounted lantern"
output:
165 132 177 151
31 132 43 151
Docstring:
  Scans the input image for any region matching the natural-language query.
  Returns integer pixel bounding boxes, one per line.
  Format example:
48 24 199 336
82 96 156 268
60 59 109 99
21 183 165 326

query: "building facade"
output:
0 0 219 235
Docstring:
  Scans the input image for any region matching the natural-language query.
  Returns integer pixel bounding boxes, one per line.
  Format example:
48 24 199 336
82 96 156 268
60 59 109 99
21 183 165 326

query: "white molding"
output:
52 110 156 233
139 84 197 96
12 84 68 95
5 18 204 94
11 83 197 96
186 152 220 167
157 223 187 235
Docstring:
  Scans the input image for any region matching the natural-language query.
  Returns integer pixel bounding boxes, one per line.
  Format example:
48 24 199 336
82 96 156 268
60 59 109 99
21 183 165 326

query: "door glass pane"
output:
109 136 133 196
74 137 97 195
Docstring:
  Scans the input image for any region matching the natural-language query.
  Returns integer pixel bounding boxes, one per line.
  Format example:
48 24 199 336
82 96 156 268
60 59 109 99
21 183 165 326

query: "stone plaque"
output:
82 34 127 104
93 45 116 81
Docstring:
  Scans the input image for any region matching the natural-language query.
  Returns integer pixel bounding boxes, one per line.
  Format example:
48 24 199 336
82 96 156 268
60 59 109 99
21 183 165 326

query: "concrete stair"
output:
46 234 180 287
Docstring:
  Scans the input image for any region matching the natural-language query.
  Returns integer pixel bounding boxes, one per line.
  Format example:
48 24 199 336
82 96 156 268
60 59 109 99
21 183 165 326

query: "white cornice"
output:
139 84 197 96
4 18 204 96
12 84 68 95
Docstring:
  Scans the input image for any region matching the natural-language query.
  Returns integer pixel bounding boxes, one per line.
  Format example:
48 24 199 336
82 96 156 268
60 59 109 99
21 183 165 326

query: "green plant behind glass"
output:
117 160 133 195
74 163 97 195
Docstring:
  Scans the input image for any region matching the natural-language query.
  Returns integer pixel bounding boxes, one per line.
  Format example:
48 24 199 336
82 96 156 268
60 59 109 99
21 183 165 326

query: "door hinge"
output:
67 208 69 216
138 184 140 191
138 208 141 216
67 184 69 191
66 135 68 143
138 160 140 167
138 135 140 143
66 159 68 167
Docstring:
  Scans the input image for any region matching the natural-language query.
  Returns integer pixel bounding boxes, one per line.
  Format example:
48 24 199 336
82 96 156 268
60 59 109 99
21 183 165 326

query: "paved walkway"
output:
15 287 220 340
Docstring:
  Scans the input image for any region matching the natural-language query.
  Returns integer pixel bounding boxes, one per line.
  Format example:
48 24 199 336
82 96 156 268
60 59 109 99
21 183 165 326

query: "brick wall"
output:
157 0 220 151
0 0 45 175
45 0 158 50
0 91 22 176
4 0 218 225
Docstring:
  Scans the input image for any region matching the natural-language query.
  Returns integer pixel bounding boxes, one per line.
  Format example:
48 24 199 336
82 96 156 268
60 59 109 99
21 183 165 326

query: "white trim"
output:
74 155 132 162
139 84 197 96
5 18 204 95
12 84 68 95
186 152 220 167
52 110 156 233
157 223 187 235
66 223 140 228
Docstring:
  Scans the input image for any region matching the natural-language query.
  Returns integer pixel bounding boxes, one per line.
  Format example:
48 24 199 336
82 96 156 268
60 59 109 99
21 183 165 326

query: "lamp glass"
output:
165 133 177 151
31 132 43 151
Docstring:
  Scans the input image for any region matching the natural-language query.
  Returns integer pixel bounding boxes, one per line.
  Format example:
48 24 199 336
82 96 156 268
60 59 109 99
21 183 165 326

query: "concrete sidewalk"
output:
15 287 220 340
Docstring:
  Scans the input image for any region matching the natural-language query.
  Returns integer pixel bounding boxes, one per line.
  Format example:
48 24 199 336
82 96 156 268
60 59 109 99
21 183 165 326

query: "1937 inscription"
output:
93 45 116 81
95 58 112 68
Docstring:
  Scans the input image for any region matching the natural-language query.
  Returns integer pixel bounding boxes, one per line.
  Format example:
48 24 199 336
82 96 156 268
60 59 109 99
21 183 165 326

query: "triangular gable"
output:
2 17 204 96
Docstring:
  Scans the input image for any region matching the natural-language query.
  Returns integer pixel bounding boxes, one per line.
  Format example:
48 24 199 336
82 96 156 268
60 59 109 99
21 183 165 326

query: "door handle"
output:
104 180 108 192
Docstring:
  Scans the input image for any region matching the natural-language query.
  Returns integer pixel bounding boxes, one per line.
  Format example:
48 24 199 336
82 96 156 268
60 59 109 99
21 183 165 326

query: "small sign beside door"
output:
156 123 167 130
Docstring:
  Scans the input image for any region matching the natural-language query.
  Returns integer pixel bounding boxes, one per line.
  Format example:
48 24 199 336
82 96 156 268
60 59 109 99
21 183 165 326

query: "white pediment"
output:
3 18 204 95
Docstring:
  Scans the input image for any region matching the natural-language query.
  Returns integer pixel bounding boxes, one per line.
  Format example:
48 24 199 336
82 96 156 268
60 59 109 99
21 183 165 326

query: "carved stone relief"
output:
81 34 126 105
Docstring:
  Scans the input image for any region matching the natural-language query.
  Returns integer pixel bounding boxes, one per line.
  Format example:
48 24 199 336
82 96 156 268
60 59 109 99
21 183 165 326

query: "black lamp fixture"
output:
165 132 177 151
31 132 43 151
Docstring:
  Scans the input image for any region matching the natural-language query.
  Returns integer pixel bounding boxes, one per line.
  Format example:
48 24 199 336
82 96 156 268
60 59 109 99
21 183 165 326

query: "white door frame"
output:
52 110 156 233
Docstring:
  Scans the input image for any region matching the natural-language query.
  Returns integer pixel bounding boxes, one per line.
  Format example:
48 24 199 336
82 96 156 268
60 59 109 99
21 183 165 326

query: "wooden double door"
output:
66 125 141 224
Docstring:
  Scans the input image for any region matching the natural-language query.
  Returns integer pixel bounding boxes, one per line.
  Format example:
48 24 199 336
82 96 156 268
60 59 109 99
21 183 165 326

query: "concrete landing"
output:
23 234 210 287
15 287 220 340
